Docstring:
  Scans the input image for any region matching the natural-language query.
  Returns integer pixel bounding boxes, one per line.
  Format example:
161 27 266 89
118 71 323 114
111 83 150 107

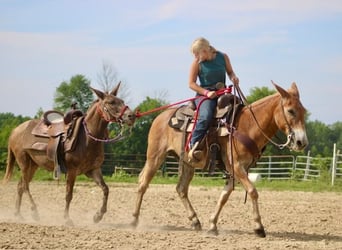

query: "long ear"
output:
110 81 121 96
90 87 106 100
288 82 300 99
271 80 290 99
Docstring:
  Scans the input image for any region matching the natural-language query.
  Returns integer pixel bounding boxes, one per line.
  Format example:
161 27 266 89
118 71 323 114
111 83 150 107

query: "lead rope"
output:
227 86 240 190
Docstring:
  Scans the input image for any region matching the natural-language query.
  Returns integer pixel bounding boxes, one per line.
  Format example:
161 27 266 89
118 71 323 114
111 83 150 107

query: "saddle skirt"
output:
29 109 84 176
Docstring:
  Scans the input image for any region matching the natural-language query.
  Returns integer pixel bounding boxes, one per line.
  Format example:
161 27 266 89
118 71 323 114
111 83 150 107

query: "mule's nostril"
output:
297 140 307 149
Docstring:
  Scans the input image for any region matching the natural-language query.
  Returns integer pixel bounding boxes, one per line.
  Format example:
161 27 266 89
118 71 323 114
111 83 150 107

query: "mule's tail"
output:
3 147 15 184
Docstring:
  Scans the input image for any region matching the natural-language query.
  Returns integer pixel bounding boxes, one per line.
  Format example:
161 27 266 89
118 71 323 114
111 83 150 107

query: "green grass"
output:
1 168 342 193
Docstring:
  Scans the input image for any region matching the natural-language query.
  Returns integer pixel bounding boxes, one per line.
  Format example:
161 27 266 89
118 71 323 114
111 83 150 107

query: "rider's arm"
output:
223 53 239 86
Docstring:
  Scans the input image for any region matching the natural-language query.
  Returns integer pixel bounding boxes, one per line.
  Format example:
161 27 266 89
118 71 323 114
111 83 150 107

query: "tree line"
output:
0 72 341 169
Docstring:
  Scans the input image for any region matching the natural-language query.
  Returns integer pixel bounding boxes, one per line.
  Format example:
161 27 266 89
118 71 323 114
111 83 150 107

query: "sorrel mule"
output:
3 83 135 225
132 82 308 237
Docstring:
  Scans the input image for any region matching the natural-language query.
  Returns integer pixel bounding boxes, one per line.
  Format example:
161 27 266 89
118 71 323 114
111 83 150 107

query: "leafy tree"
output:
54 74 94 113
34 107 44 119
246 86 276 104
0 113 30 148
0 113 30 170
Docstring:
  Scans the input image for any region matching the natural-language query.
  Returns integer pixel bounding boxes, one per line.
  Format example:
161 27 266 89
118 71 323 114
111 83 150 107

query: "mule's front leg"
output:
239 177 266 237
86 168 109 223
64 172 76 226
208 179 234 235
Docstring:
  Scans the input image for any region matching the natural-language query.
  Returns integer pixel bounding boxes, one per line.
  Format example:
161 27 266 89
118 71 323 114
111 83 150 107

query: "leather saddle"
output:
169 93 244 135
168 93 244 176
30 108 84 177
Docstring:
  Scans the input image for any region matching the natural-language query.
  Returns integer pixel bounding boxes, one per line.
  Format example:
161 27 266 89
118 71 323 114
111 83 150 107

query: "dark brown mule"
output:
132 82 308 237
3 83 135 225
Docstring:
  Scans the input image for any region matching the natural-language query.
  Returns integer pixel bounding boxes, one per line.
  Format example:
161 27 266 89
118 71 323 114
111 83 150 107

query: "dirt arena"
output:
0 181 341 249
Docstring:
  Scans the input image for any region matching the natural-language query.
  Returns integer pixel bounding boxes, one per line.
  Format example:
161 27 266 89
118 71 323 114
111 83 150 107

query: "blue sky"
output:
0 0 341 125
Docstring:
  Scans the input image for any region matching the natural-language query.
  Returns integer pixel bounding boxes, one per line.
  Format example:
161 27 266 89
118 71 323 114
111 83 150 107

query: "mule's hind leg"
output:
15 161 39 221
208 178 234 235
176 164 201 230
85 168 109 223
132 155 165 227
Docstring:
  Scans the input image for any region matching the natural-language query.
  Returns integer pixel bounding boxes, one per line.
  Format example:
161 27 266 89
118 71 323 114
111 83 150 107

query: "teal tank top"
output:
198 51 226 88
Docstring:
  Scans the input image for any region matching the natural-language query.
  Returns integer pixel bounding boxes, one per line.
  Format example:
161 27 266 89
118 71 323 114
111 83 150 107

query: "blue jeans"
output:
190 97 217 147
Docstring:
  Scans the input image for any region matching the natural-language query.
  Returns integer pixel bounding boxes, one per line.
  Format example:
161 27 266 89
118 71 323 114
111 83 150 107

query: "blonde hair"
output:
190 37 215 55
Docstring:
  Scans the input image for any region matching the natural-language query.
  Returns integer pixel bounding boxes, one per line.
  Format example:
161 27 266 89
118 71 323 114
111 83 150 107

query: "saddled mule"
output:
3 83 135 225
132 82 308 237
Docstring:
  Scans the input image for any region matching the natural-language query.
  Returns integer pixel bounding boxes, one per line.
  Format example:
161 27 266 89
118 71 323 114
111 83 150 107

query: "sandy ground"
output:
0 181 341 250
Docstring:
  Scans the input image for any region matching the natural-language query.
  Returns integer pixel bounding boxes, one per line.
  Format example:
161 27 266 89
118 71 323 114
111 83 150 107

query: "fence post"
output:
268 156 272 180
332 143 337 186
304 151 311 180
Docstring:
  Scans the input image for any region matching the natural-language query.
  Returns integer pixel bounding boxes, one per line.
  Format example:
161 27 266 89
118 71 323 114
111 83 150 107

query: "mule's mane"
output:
249 92 280 108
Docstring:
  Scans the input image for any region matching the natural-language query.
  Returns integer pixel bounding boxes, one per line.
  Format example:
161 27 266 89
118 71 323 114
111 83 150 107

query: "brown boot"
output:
188 141 204 162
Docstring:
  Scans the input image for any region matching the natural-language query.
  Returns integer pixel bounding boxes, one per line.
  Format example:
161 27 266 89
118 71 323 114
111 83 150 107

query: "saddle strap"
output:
232 130 260 159
179 117 191 171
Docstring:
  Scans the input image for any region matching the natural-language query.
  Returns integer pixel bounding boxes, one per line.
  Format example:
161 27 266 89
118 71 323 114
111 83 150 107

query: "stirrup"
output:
188 141 203 162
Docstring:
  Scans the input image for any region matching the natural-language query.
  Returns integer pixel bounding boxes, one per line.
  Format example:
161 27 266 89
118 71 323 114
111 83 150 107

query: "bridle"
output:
96 102 129 123
82 102 130 143
235 85 294 150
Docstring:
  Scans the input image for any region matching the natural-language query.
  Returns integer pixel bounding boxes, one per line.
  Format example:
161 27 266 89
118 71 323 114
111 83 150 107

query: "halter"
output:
82 102 130 143
96 102 129 123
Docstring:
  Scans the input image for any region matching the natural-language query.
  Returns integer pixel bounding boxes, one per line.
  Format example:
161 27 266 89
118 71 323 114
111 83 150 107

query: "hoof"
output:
65 218 74 227
191 220 202 231
130 218 139 228
254 227 266 238
207 228 219 236
93 212 103 224
31 211 40 221
15 212 24 221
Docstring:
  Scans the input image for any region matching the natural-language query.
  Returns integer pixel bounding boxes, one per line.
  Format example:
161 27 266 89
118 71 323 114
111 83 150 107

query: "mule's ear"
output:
288 82 300 99
271 80 290 99
90 87 105 100
110 81 121 96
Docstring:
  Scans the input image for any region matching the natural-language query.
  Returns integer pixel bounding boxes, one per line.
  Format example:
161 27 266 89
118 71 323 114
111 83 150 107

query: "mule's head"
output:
273 81 308 151
91 82 135 126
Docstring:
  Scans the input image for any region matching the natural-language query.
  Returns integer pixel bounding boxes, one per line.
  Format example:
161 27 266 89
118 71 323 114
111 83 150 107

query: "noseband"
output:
96 102 129 123
278 99 294 149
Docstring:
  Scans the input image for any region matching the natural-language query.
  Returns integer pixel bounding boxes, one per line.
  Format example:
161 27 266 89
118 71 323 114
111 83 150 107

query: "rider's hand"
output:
231 76 239 86
206 91 217 99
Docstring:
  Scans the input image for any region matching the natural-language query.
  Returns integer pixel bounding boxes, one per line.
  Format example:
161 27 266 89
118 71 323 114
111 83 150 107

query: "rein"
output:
235 84 294 150
135 97 199 118
134 87 233 118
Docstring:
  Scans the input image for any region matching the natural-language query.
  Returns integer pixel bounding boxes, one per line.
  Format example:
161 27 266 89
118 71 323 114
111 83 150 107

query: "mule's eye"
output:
103 106 108 112
288 109 296 117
